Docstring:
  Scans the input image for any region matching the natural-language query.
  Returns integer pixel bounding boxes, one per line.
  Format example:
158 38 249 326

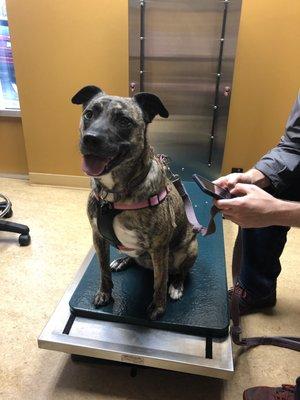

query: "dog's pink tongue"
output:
82 155 109 176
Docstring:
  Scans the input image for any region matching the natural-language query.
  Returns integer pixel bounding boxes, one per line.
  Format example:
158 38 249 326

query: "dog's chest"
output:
112 215 143 257
91 206 143 257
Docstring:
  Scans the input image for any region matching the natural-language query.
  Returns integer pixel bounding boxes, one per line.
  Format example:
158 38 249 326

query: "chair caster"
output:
3 208 13 218
19 234 31 246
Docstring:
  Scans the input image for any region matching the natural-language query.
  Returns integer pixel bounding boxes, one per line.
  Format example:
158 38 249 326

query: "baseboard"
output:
0 173 28 180
29 173 90 189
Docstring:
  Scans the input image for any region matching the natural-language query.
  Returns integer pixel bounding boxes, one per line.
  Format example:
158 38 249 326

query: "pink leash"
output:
172 177 219 236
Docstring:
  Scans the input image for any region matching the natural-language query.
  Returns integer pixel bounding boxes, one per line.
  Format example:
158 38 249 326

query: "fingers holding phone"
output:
214 184 280 228
192 175 233 200
213 169 270 191
213 172 252 191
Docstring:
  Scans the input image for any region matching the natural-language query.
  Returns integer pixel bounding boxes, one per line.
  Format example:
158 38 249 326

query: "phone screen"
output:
192 175 232 199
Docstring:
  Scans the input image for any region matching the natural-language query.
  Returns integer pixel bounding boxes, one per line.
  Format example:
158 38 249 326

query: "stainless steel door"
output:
129 0 242 179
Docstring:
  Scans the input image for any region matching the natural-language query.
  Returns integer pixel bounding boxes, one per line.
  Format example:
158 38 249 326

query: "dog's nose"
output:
82 133 101 148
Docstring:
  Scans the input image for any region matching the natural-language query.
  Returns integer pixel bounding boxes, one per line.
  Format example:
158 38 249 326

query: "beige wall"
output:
6 0 128 177
222 0 300 173
0 118 28 174
3 0 300 180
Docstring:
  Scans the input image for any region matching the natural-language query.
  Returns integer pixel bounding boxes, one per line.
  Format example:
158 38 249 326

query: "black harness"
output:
96 201 124 250
94 154 219 252
94 158 167 251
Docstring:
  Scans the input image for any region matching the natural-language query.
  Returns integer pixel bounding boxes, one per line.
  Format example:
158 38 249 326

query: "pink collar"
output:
94 185 171 210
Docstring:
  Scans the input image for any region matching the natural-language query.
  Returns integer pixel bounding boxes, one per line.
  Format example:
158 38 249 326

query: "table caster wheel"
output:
19 234 31 246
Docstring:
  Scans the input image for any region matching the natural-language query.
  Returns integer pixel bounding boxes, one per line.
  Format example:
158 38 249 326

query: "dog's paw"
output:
93 291 113 307
110 257 132 272
168 283 184 300
147 302 165 320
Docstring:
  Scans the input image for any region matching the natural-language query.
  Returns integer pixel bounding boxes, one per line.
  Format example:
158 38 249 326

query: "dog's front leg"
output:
93 233 113 307
147 247 169 320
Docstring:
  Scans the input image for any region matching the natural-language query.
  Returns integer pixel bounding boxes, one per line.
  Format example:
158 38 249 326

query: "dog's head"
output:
71 85 169 177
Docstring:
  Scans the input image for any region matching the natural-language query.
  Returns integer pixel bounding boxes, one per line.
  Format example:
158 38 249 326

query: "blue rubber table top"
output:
69 182 229 338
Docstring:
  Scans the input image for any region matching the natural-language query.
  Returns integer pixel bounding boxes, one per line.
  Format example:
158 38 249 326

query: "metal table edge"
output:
38 247 234 379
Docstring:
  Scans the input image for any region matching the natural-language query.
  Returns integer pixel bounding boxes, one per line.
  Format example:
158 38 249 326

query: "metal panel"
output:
129 0 242 179
211 0 242 178
38 248 234 379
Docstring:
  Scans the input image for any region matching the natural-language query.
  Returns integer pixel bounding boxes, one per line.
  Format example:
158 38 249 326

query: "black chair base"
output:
0 197 31 246
0 219 31 246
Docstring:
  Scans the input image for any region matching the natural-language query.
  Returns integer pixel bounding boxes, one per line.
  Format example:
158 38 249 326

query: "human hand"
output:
213 169 270 190
214 183 281 228
213 172 253 191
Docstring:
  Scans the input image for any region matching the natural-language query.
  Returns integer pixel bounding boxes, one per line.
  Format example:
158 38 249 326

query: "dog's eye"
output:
118 117 132 128
83 110 93 120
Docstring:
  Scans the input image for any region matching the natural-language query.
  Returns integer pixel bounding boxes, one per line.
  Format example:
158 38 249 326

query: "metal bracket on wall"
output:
139 0 145 92
207 0 229 167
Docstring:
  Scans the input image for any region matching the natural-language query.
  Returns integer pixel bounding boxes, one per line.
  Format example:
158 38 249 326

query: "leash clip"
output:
157 153 180 183
99 199 112 213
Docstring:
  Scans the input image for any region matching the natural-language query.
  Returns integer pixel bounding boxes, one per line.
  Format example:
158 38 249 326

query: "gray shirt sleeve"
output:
254 91 300 193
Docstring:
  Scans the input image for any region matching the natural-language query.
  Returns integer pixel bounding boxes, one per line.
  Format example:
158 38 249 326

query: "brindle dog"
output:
72 86 198 320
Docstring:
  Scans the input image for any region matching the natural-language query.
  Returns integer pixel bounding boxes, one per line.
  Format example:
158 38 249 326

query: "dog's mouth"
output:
82 152 125 177
82 155 111 176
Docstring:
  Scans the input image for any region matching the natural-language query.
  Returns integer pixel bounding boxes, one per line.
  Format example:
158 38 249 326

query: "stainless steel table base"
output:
38 249 234 379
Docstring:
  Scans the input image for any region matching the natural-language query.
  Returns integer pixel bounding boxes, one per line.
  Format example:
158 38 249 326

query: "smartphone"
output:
192 174 233 200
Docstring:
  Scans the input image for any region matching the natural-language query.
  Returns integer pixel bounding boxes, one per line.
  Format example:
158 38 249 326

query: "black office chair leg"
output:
0 220 31 246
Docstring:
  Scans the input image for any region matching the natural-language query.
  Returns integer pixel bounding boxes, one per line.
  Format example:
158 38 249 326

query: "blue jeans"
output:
239 226 290 297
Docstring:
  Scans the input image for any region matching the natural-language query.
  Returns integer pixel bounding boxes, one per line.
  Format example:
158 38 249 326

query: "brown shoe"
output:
228 281 276 316
243 383 297 400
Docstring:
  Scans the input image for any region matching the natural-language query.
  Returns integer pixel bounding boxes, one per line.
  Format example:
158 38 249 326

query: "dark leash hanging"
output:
230 227 300 352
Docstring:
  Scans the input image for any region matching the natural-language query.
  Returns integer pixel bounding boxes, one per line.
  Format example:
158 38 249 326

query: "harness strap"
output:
94 172 218 252
96 204 127 250
95 186 171 252
230 227 300 352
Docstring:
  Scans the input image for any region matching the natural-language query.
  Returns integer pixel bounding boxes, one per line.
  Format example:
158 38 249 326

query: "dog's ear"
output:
71 85 103 105
133 92 169 123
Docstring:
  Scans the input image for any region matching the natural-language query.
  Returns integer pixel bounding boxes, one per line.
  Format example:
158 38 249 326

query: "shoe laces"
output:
274 384 295 400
